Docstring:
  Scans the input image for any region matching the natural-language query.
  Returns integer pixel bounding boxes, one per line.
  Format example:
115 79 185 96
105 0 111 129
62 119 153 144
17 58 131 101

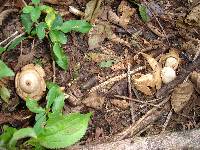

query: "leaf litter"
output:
1 0 200 149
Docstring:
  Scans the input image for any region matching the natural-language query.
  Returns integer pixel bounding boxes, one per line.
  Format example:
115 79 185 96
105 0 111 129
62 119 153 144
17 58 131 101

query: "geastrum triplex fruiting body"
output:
15 64 46 100
132 50 180 95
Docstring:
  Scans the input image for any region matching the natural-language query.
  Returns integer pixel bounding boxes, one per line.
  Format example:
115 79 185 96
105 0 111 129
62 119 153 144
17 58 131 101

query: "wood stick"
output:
113 97 170 141
69 128 200 150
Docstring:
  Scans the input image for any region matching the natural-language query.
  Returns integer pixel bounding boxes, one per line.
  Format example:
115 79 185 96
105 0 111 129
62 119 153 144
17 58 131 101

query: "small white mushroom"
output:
165 57 179 70
159 50 180 70
161 67 176 84
15 64 46 100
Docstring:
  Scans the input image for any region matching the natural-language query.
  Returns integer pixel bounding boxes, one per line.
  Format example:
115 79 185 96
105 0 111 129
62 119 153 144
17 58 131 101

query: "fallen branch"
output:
0 31 18 46
4 32 25 49
114 95 160 108
90 66 145 93
112 97 170 141
70 128 200 150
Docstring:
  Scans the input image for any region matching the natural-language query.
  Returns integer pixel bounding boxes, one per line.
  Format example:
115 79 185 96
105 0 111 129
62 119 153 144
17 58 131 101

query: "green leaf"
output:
60 20 92 33
52 43 68 70
22 6 34 13
34 113 46 135
0 60 14 79
31 6 41 22
39 5 51 11
31 28 37 36
21 13 33 34
27 139 46 150
0 86 10 103
46 81 58 89
0 125 17 146
51 15 63 30
37 113 92 149
7 36 27 51
138 4 149 22
9 128 37 148
26 97 45 114
0 47 6 54
52 94 65 114
49 30 67 44
36 22 47 40
45 12 56 28
99 60 116 68
32 0 40 5
46 84 62 109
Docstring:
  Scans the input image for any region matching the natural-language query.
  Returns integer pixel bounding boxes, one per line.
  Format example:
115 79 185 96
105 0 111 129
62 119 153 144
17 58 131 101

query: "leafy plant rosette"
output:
20 0 92 70
0 83 92 149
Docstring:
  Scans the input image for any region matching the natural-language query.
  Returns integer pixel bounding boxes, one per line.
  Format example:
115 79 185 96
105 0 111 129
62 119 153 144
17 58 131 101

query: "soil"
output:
1 0 200 149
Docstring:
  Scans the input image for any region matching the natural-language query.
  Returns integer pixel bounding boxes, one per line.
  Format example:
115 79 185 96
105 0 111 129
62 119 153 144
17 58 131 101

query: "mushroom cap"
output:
161 67 176 84
159 50 180 70
15 64 46 100
165 57 179 70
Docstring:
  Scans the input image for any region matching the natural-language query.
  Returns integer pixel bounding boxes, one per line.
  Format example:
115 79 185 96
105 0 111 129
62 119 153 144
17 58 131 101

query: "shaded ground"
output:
1 0 200 148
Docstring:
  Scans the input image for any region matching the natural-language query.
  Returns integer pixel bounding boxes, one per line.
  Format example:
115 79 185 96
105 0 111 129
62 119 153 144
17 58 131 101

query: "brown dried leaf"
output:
108 9 121 25
132 73 155 95
171 82 194 113
141 53 162 90
186 4 200 27
111 99 129 109
88 21 130 49
182 40 200 58
68 93 81 106
146 22 164 37
82 91 105 109
84 0 103 23
88 24 107 50
14 0 26 8
159 49 180 69
117 1 135 28
190 71 200 94
108 1 135 29
108 33 131 48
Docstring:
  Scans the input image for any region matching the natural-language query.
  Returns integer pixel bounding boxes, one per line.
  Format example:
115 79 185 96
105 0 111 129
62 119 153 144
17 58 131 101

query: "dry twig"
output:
90 66 145 93
113 97 170 141
161 108 173 133
114 95 160 108
4 32 25 49
52 60 56 83
0 31 18 46
125 50 136 123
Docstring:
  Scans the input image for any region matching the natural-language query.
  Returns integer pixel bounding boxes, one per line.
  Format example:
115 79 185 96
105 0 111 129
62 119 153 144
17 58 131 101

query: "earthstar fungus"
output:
15 64 46 100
